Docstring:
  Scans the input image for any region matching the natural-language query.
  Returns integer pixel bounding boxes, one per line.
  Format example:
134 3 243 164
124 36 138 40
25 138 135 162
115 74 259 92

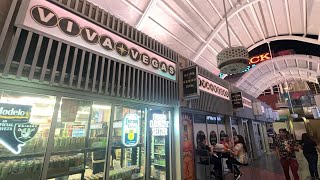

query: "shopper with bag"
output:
300 133 319 179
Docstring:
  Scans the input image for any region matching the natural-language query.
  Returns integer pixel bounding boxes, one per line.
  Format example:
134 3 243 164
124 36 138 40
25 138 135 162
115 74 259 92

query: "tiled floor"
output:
224 151 320 180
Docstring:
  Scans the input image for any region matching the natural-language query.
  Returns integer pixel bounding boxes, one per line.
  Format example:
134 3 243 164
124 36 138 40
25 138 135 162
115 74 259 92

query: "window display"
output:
0 90 56 180
108 106 145 180
149 110 171 180
48 98 111 180
0 90 173 180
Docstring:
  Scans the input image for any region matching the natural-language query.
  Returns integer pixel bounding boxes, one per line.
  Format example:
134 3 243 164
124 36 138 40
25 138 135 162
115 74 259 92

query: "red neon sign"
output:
249 52 271 65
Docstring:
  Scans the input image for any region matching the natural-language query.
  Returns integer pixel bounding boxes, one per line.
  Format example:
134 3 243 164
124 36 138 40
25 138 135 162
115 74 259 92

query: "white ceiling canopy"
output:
89 0 319 76
235 54 320 97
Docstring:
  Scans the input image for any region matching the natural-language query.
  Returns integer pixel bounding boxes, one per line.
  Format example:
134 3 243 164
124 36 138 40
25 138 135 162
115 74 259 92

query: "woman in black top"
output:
197 134 222 179
301 133 319 179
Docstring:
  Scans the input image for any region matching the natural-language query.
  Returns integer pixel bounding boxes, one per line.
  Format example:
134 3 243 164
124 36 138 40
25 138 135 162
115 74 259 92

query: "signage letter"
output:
249 56 260 65
37 7 55 23
259 53 271 62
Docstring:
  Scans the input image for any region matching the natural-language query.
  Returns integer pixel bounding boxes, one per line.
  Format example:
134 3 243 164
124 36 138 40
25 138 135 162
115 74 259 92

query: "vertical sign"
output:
182 113 195 180
231 92 244 109
122 114 139 147
182 66 199 99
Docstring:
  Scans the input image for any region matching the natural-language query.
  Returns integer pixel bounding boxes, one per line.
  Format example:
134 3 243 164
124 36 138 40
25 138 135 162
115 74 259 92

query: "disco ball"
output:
217 46 249 74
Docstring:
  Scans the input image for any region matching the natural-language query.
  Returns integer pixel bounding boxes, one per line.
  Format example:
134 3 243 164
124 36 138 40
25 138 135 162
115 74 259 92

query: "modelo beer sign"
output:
198 75 229 100
16 0 176 81
0 103 39 154
0 103 32 122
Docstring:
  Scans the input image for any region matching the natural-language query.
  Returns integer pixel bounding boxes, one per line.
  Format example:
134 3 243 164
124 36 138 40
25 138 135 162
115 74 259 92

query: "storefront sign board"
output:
150 114 169 136
182 66 199 99
15 0 176 81
242 97 252 108
122 114 139 147
198 75 229 100
231 92 244 109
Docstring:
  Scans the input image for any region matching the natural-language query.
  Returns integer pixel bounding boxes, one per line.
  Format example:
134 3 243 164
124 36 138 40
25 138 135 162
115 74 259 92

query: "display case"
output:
0 91 56 180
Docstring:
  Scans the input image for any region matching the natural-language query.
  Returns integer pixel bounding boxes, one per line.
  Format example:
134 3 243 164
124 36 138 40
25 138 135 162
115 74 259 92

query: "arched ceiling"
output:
90 0 319 75
235 54 320 97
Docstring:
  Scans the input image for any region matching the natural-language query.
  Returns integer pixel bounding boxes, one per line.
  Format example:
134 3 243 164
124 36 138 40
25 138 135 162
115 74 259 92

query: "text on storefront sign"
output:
198 75 229 100
150 114 169 136
16 0 176 80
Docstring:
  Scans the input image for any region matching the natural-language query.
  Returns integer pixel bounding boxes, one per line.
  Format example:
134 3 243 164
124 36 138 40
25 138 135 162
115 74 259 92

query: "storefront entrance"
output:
0 89 173 180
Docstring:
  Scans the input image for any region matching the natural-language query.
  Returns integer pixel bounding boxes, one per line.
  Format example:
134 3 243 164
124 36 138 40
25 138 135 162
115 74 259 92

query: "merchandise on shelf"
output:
53 137 86 151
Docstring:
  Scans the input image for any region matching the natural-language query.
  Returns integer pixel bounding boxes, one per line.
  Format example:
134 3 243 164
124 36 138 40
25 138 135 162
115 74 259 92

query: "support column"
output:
248 120 259 159
262 122 271 154
225 116 233 141
173 106 182 180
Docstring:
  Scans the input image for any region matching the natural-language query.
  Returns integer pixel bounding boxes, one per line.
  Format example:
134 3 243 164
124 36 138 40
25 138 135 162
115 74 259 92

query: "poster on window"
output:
61 99 79 122
182 112 195 180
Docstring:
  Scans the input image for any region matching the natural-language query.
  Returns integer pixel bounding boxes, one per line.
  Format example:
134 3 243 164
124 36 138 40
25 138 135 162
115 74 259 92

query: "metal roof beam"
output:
266 0 278 36
303 0 307 36
192 0 261 61
249 4 265 39
136 0 159 30
185 0 213 30
284 0 292 35
157 1 206 42
207 0 223 19
237 14 255 44
248 36 320 51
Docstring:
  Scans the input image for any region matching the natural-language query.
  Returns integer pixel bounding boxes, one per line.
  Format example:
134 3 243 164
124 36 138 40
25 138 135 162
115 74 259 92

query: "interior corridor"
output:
224 151 320 180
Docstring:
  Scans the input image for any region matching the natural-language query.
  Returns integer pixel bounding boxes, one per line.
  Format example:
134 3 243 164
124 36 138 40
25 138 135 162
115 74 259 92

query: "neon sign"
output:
150 114 169 136
249 52 271 65
219 50 295 79
122 114 139 147
0 103 39 154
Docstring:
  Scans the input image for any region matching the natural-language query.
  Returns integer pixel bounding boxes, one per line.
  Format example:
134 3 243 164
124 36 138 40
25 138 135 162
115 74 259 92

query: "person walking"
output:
275 128 300 180
300 133 319 179
226 135 248 180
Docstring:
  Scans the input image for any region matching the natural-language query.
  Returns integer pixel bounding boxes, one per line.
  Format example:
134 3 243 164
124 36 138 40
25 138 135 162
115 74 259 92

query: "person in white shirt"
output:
226 135 248 180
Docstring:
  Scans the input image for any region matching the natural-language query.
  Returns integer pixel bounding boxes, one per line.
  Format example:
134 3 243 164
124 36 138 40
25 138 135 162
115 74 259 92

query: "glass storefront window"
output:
108 106 145 180
84 103 111 179
148 109 171 180
48 98 112 180
0 90 56 180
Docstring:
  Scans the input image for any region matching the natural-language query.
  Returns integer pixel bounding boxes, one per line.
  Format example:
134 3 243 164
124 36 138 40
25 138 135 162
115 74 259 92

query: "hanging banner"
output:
0 103 32 122
198 75 229 100
122 113 139 147
15 0 176 81
182 113 195 180
231 92 243 109
182 66 199 99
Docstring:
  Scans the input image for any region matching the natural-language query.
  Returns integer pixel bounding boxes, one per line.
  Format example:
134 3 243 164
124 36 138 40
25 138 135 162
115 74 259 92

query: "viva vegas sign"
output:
15 0 176 81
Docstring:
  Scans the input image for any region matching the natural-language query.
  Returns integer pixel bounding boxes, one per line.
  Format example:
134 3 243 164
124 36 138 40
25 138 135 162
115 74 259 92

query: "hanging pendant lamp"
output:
217 0 249 74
